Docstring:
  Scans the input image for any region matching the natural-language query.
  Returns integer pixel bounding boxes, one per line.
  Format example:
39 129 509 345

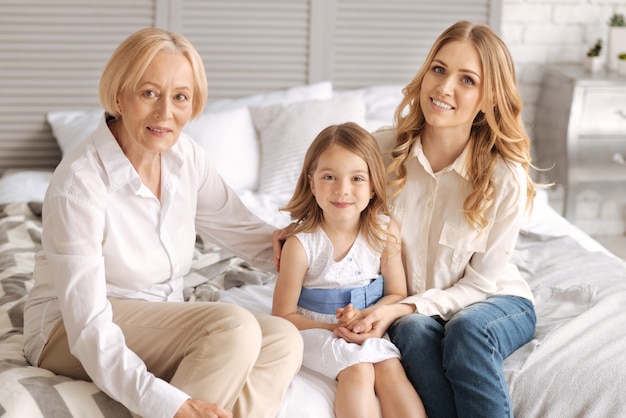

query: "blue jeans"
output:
388 295 536 418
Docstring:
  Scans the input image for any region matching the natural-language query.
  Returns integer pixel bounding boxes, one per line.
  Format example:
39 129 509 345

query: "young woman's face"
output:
115 51 194 153
420 40 484 134
309 145 374 224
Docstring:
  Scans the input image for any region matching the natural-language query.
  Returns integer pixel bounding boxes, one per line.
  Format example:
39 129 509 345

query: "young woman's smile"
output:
420 40 484 133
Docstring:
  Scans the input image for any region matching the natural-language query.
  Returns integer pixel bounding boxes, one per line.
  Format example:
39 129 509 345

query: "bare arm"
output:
272 236 337 331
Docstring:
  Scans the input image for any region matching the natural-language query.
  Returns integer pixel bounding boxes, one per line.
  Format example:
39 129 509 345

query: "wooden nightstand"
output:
534 64 626 222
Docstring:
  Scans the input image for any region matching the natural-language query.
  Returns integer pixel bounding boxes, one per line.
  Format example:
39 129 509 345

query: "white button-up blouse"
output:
23 115 276 418
374 128 534 321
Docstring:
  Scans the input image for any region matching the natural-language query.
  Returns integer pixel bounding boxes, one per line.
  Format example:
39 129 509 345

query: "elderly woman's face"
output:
115 50 194 153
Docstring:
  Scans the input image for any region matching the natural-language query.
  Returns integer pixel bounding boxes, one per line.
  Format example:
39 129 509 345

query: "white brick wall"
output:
501 0 626 237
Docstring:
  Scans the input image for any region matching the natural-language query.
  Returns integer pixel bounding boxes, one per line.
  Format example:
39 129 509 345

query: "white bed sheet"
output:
223 187 626 418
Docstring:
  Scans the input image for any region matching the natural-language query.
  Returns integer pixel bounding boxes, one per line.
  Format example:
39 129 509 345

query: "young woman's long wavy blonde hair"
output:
388 21 536 230
281 122 397 254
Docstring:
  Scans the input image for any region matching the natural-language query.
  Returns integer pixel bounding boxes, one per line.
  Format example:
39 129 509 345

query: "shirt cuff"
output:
141 377 190 418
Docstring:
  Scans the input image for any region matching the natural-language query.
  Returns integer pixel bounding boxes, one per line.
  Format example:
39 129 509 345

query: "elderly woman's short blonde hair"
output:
99 27 208 119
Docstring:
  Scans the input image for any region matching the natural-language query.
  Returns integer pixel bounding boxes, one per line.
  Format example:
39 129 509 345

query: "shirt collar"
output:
411 136 471 180
92 113 185 193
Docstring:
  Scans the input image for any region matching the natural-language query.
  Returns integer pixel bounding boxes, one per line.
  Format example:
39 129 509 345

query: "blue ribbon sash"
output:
297 275 384 315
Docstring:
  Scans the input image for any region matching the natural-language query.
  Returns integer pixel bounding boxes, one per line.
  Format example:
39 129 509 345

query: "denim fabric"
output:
388 295 536 418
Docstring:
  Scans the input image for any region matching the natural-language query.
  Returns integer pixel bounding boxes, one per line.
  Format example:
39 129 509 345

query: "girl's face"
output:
310 145 374 224
419 40 484 135
115 51 194 154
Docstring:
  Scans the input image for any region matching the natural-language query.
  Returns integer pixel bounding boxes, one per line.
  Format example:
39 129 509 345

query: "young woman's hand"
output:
334 303 414 344
174 399 232 418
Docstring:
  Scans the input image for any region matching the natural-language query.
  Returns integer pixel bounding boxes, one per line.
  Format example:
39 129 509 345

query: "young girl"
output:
335 21 538 418
272 122 425 418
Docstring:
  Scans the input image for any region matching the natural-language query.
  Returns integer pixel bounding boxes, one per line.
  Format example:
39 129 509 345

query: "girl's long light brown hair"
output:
388 21 536 230
281 122 396 254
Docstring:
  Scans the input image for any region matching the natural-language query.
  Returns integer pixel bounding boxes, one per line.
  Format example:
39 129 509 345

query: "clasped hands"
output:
333 303 395 344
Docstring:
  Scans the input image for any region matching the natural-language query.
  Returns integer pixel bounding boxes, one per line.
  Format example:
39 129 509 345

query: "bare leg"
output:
335 362 380 418
374 358 427 418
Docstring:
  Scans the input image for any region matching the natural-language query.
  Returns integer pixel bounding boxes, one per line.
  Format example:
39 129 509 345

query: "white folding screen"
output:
0 0 156 168
182 0 311 100
0 0 498 169
328 0 499 89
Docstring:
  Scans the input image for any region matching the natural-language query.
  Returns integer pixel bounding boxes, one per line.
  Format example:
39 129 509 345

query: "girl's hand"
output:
335 303 362 329
334 307 388 344
174 399 232 418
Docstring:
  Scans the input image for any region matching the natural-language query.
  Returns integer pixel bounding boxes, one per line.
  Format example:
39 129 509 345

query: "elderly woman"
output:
23 28 302 418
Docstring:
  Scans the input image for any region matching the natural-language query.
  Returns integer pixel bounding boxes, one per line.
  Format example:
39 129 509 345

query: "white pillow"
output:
203 81 333 113
0 170 53 204
47 109 102 156
47 82 333 167
250 94 366 195
183 107 259 192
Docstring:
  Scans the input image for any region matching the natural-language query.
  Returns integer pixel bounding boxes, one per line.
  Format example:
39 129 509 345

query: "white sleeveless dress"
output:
295 222 401 380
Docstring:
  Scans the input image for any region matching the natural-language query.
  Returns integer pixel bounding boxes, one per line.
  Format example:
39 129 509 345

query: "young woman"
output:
272 122 425 418
316 21 537 418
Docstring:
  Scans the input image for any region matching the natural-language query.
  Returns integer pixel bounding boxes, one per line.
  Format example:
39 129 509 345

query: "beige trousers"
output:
39 298 303 418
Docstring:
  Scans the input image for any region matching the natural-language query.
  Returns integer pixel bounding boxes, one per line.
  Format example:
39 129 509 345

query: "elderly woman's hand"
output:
272 223 297 272
174 399 232 418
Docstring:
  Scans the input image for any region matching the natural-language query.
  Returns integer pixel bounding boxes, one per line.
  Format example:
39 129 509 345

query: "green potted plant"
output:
618 52 626 76
585 39 603 73
608 12 626 71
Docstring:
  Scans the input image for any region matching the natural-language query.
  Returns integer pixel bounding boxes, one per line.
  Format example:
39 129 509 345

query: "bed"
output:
1 82 625 418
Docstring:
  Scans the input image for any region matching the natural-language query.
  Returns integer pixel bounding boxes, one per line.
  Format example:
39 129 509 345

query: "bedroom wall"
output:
0 0 496 170
500 0 626 236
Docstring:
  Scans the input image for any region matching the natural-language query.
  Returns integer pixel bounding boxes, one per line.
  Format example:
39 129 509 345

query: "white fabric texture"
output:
294 225 400 380
183 107 259 192
47 108 101 155
203 81 333 113
0 169 53 204
250 94 366 195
